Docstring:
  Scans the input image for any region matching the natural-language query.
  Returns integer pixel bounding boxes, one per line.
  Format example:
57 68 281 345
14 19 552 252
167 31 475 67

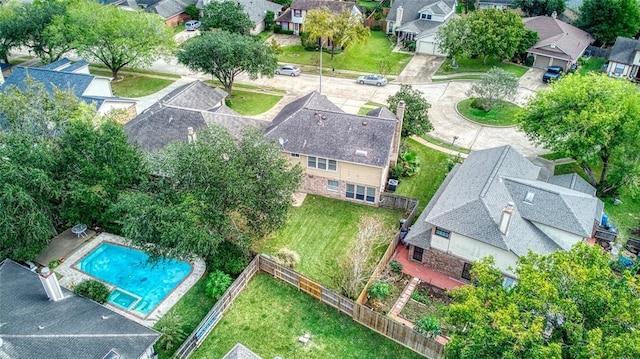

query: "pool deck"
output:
34 227 97 267
55 232 206 327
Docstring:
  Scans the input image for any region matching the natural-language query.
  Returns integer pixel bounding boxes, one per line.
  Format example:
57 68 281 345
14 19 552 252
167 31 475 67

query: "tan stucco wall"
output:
531 221 585 251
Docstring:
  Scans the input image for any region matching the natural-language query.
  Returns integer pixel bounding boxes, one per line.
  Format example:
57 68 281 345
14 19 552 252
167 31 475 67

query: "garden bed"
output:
399 282 452 332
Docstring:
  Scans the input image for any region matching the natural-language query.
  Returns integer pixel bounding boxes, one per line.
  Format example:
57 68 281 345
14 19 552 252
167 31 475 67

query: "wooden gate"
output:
299 276 322 299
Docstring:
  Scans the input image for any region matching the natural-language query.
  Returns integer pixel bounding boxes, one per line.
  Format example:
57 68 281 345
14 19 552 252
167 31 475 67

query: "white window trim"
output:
327 180 339 191
307 156 337 172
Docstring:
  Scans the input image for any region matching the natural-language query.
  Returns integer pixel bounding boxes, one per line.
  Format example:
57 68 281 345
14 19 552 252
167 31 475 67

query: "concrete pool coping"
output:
56 232 206 327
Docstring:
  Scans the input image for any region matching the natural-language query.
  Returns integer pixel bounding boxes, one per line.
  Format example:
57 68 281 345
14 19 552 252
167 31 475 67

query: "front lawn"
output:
226 89 283 116
435 57 529 78
278 31 412 75
253 195 403 286
394 138 453 213
419 134 471 154
154 272 216 359
456 98 521 127
577 57 606 75
190 274 423 359
89 68 175 97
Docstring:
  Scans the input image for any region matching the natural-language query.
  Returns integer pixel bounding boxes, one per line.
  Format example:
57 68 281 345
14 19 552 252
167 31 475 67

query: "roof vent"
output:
362 121 368 126
550 43 556 48
524 192 535 204
355 150 368 157
321 115 327 120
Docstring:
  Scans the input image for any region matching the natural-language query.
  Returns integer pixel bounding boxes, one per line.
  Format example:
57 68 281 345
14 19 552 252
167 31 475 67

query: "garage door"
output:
551 58 568 69
533 55 552 69
417 40 436 55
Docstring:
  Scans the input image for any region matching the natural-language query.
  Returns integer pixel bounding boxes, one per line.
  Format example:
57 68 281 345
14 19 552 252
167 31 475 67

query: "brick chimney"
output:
389 100 405 166
396 6 404 30
499 202 515 235
39 267 65 302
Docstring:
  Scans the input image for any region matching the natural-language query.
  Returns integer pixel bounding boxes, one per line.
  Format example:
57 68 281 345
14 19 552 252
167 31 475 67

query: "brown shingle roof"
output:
524 16 593 62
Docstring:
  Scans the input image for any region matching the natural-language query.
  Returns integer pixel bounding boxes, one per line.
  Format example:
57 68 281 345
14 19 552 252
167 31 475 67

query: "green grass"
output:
253 195 403 286
395 139 453 213
278 31 412 75
540 152 570 161
89 64 181 79
89 68 175 97
456 98 521 127
155 272 217 359
226 89 282 116
419 134 471 154
358 0 381 9
435 57 529 78
173 24 186 34
256 30 273 42
204 79 286 94
190 274 423 359
578 57 606 75
432 75 483 81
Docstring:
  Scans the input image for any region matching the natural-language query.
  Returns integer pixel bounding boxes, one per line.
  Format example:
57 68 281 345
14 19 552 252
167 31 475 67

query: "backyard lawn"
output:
434 57 529 78
225 89 283 116
577 57 607 75
394 138 453 213
253 195 404 287
456 98 521 127
190 274 424 359
89 68 175 98
278 31 412 75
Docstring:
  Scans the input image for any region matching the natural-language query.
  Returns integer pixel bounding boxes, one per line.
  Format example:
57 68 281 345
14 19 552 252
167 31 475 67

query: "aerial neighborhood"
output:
2 0 640 358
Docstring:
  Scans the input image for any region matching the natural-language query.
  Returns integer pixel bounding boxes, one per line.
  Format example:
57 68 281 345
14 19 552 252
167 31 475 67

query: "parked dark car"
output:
542 66 564 83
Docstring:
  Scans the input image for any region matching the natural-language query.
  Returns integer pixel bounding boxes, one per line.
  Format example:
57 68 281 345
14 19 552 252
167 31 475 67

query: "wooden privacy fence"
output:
379 193 419 214
173 255 260 359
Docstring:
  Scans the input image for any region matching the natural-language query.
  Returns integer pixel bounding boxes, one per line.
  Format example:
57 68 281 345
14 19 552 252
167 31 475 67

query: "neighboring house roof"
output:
608 36 640 65
547 173 596 196
478 0 513 4
235 0 282 25
366 107 397 120
124 81 267 151
265 91 397 168
523 16 593 62
415 145 602 256
142 0 197 19
222 343 263 359
0 259 160 358
0 61 133 112
290 0 357 12
387 0 456 37
275 8 293 22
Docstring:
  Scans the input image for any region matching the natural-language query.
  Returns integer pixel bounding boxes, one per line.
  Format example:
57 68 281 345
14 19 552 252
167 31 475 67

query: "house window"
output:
413 246 424 261
345 184 375 203
307 156 337 171
461 262 473 281
421 13 432 20
614 63 625 74
434 227 450 239
290 153 300 158
327 180 339 191
294 9 302 17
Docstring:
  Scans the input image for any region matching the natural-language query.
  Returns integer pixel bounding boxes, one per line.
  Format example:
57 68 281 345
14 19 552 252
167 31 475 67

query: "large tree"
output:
467 9 528 63
177 31 277 94
466 67 519 112
518 73 640 196
512 0 566 16
303 7 370 60
445 244 640 359
20 0 74 64
576 0 640 45
66 1 175 79
201 0 254 35
387 85 432 136
436 16 472 67
111 126 303 260
0 3 24 63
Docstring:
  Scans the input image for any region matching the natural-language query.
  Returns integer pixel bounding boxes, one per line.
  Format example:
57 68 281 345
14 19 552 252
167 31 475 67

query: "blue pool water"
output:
76 242 192 316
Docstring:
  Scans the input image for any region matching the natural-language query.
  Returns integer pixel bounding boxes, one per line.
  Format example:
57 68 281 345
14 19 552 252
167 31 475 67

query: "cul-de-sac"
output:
1 0 639 358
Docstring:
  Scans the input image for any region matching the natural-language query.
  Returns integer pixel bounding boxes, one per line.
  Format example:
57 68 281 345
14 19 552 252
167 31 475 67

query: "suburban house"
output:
385 0 457 56
0 259 161 358
523 13 593 70
404 145 604 282
198 0 282 34
125 80 268 151
223 343 262 359
275 0 361 35
264 91 404 205
127 0 197 27
0 58 137 119
606 37 640 81
477 0 513 9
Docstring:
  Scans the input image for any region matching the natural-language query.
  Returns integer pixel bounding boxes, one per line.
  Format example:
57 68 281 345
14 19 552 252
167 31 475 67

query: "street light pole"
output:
319 39 324 94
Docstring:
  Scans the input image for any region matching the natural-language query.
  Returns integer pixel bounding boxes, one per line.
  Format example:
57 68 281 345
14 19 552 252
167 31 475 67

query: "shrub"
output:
411 288 429 304
272 248 300 269
207 241 250 276
525 55 535 67
48 258 63 270
389 259 403 275
264 10 275 31
155 311 188 351
205 270 232 300
73 279 111 304
184 4 199 20
368 281 392 300
414 316 442 337
389 164 403 180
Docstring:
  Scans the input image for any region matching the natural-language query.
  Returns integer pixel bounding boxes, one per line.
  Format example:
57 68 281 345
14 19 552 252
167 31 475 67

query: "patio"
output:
393 245 465 291
34 227 97 267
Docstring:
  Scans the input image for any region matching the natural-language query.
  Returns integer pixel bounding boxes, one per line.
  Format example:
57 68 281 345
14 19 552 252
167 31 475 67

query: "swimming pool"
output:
76 242 192 317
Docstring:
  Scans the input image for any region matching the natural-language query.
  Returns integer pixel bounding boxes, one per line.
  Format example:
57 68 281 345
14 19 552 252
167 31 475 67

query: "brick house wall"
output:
409 245 469 282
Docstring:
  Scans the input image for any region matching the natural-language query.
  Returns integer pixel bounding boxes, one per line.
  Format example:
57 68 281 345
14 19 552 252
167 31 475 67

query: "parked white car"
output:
357 74 387 86
276 64 301 76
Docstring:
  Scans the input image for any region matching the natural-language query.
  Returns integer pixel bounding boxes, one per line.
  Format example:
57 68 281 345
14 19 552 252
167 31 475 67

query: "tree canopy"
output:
387 84 432 137
201 0 254 35
435 16 472 66
0 3 24 63
65 1 175 79
303 7 370 60
466 67 519 111
111 126 303 260
518 73 640 197
512 0 566 16
446 243 640 359
19 0 74 64
177 30 277 94
576 0 640 45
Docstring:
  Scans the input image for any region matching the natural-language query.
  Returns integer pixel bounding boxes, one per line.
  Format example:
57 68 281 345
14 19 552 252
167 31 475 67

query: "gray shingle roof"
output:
125 81 267 151
147 0 197 19
608 36 640 65
265 91 396 168
0 260 160 359
547 173 596 196
365 107 396 119
235 0 282 25
222 343 263 359
479 0 514 5
387 0 455 22
418 146 602 256
275 8 292 22
523 16 593 62
290 0 357 12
